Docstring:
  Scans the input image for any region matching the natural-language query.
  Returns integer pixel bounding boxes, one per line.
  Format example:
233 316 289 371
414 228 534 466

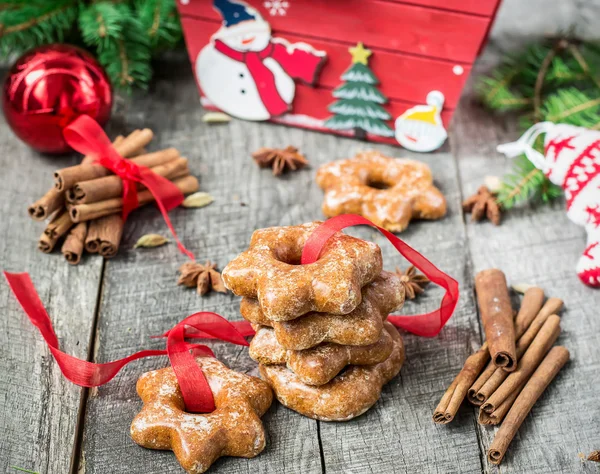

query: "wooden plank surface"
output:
316 140 483 472
451 79 600 474
0 108 104 472
80 61 323 474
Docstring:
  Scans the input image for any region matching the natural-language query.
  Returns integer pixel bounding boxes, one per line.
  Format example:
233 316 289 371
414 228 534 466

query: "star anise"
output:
177 261 227 296
252 146 309 176
462 185 501 225
395 265 430 300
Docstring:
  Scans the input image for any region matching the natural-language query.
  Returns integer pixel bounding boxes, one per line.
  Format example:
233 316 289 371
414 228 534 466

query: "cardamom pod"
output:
134 234 169 249
511 283 534 294
182 192 214 208
202 112 231 123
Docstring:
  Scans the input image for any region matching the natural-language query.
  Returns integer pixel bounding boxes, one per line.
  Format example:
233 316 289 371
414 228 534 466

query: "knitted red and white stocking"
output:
499 122 600 287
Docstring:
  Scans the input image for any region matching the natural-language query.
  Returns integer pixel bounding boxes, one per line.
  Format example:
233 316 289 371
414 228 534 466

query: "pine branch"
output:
79 2 123 49
496 155 562 209
476 75 531 111
477 37 600 209
543 88 600 127
91 3 152 91
136 0 182 51
0 0 78 56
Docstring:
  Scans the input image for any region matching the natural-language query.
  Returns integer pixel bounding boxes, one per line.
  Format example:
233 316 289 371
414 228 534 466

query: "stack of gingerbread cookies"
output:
222 222 406 421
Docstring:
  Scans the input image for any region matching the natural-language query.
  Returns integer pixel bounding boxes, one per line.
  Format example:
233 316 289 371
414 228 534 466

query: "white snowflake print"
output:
263 0 289 16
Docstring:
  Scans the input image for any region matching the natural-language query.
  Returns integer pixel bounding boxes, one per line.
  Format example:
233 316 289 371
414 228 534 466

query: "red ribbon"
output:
301 215 459 337
63 115 194 260
4 216 458 414
4 271 251 412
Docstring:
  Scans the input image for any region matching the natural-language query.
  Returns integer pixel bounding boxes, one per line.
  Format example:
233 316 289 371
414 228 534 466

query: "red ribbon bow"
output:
63 115 194 260
4 216 459 413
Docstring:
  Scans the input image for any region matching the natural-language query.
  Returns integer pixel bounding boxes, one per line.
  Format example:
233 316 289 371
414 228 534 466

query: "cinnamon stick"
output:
478 381 523 425
487 346 570 465
85 221 102 253
61 222 88 264
475 269 517 372
38 210 73 253
54 129 156 190
28 187 65 221
471 297 563 406
69 175 199 223
468 287 546 404
82 215 123 257
433 344 490 424
67 156 188 204
481 314 561 415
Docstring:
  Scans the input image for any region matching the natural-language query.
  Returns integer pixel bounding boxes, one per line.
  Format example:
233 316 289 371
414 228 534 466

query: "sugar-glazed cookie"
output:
250 323 394 386
222 222 382 321
316 151 446 232
240 271 404 350
131 358 273 473
259 322 405 421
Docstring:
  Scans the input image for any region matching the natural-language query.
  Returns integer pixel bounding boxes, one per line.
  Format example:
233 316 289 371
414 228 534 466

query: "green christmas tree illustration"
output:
325 42 394 139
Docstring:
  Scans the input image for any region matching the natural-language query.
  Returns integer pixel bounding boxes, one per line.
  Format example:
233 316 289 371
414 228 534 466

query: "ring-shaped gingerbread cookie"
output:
131 358 273 473
316 151 447 232
240 271 404 350
250 323 394 386
222 222 383 321
259 322 405 421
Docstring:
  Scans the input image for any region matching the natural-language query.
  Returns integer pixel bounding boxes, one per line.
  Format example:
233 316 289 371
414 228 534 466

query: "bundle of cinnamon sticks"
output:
28 129 199 264
433 269 569 465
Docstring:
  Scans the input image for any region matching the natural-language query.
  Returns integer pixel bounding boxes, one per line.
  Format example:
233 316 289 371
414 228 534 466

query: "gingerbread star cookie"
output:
240 271 404 350
316 151 447 232
222 222 382 321
250 324 394 386
259 323 405 421
130 358 273 474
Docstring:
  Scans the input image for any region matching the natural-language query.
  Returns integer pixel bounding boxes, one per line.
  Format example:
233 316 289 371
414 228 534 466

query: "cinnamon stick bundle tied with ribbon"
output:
54 129 154 191
69 175 199 223
61 115 196 261
65 150 184 204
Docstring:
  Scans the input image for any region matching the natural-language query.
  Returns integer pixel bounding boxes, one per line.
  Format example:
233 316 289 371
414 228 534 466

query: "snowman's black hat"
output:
213 0 259 27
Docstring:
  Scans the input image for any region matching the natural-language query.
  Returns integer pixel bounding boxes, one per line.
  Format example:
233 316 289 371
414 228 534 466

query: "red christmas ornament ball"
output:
2 44 112 154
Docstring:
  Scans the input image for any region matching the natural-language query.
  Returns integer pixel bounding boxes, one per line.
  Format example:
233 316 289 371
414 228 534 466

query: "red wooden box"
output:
177 0 501 148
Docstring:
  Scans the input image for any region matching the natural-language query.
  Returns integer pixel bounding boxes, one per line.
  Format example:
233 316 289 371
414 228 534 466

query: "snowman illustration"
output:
196 0 327 121
498 122 600 287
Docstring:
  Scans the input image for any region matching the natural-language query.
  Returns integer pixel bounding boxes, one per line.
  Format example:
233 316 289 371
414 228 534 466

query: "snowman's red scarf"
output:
214 39 324 117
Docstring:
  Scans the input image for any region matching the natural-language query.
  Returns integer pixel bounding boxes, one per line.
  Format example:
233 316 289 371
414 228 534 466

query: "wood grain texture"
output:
452 76 600 474
317 120 484 474
79 59 323 474
0 104 104 473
